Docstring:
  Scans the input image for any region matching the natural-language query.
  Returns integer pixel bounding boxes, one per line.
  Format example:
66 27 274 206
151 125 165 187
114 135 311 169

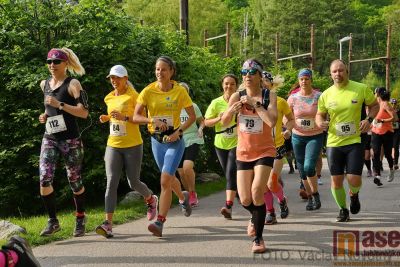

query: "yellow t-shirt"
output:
137 81 193 134
104 86 143 148
274 96 292 147
318 80 375 147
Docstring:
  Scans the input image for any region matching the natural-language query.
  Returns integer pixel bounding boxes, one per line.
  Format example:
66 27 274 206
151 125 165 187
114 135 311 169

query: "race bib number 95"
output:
335 122 356 136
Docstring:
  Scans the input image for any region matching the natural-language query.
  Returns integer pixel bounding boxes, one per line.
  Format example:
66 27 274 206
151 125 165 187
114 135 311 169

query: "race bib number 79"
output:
238 115 263 134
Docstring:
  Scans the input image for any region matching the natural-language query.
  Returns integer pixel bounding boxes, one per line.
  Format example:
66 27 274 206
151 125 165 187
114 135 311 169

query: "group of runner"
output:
1 49 397 266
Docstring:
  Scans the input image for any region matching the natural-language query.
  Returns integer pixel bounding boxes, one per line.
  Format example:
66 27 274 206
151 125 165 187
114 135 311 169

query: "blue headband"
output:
242 60 263 74
298 69 312 79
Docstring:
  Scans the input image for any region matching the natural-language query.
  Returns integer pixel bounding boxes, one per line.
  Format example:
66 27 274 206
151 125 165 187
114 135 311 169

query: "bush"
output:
0 0 237 217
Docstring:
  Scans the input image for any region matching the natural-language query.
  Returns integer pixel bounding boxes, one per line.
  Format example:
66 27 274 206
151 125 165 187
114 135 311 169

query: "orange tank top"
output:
236 105 276 161
372 104 393 134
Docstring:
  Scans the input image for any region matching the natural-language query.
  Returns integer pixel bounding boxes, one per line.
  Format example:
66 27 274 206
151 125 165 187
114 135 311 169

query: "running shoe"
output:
313 193 321 210
394 164 399 170
387 169 395 182
336 208 350 222
247 219 255 237
146 195 158 221
306 197 315 211
2 235 41 267
264 213 277 225
40 218 61 236
95 220 113 238
189 191 199 207
373 176 383 186
252 237 266 253
318 177 323 185
367 170 372 177
148 220 163 237
349 192 360 214
220 206 232 220
279 197 289 218
180 191 192 217
73 216 86 237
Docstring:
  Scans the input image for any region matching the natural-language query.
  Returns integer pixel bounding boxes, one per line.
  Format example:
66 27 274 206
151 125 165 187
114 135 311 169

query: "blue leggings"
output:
292 133 324 180
151 137 185 176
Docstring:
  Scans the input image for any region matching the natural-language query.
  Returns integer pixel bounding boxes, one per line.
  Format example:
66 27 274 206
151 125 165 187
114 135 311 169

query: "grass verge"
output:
1 178 225 247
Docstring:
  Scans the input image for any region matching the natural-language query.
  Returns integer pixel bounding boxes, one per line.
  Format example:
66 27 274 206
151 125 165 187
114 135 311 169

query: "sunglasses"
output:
240 68 258 76
46 59 63 65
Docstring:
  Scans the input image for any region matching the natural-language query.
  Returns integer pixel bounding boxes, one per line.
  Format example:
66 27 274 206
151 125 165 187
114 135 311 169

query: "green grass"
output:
1 179 225 247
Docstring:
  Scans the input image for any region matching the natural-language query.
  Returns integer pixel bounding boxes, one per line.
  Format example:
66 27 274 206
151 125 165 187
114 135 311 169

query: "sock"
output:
264 191 274 213
312 191 320 197
331 187 347 209
225 200 233 209
252 204 266 238
364 159 371 171
42 192 57 219
242 203 255 216
157 215 166 223
0 249 19 267
146 195 154 204
73 192 85 216
348 184 361 195
272 185 285 202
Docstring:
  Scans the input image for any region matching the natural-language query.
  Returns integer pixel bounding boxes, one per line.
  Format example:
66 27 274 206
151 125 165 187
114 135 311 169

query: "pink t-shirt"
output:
287 90 323 136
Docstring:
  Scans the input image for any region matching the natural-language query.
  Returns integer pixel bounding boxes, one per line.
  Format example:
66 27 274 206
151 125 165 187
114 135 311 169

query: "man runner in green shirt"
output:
316 59 379 222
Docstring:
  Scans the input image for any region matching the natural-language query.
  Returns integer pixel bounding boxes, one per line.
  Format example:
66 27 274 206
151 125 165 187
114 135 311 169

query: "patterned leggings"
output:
39 137 84 192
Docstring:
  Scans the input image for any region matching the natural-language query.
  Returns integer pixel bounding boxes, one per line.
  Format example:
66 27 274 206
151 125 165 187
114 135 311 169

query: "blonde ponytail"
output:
61 47 85 76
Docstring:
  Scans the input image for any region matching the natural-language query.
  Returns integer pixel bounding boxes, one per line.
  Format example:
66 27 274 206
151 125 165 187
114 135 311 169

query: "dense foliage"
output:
1 0 400 217
0 0 238 217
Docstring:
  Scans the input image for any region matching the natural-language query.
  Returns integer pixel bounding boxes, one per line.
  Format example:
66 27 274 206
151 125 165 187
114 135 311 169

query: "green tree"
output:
0 0 236 217
123 0 230 50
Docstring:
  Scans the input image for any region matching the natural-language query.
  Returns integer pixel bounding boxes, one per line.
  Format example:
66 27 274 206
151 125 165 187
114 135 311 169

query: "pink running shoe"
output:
189 192 199 207
146 195 158 221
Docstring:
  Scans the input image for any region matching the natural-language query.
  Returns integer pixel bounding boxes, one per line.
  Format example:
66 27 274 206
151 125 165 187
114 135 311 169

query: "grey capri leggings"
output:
104 144 152 213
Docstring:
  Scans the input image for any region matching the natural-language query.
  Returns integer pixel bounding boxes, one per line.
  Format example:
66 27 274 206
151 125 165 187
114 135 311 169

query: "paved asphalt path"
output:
34 158 400 267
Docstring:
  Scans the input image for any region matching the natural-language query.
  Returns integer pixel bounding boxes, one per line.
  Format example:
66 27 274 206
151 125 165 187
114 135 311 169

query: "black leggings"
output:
215 147 237 191
393 129 400 165
371 132 394 175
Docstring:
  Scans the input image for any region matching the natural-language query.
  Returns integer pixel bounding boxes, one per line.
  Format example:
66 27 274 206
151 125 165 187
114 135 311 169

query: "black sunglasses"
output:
46 59 63 65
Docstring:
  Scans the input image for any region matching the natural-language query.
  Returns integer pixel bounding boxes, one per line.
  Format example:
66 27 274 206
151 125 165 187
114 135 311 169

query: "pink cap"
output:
47 49 68 61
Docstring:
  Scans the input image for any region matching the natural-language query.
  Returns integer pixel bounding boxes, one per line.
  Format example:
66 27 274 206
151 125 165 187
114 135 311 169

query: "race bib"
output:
221 126 237 138
238 115 263 134
373 119 382 129
45 115 67 134
335 122 356 136
153 115 173 127
393 122 399 129
110 121 127 136
296 118 315 130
